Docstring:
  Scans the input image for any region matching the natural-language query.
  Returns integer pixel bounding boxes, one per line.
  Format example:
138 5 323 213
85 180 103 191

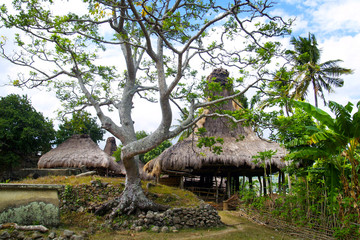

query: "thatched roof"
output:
144 130 286 177
38 134 125 175
144 68 287 177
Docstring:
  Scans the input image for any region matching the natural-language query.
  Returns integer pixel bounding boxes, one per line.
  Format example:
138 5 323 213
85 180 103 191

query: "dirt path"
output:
174 220 244 240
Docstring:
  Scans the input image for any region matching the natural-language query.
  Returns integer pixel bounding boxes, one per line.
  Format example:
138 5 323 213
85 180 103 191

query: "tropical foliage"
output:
289 101 360 235
242 100 360 239
56 111 105 144
0 94 55 169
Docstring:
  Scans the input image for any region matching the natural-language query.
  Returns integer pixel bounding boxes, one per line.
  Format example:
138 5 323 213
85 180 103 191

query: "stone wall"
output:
125 204 223 232
59 181 223 232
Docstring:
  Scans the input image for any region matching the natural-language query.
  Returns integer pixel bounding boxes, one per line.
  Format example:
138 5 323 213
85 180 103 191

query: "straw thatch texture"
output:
144 129 286 177
38 134 125 175
144 68 287 177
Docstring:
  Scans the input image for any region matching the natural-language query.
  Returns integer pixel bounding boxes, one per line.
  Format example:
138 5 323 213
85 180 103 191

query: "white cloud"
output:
320 33 360 104
312 0 360 34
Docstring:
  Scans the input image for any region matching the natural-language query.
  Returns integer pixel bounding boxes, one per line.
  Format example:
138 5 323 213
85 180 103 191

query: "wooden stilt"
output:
215 176 219 204
219 176 224 201
227 172 231 199
249 176 253 190
242 176 245 191
235 175 240 194
180 175 184 189
282 172 286 194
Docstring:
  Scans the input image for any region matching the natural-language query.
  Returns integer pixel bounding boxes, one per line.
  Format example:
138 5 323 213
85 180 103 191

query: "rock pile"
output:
113 204 223 232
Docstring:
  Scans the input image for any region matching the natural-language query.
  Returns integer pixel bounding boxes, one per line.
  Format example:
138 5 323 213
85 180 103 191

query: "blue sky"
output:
1 0 359 146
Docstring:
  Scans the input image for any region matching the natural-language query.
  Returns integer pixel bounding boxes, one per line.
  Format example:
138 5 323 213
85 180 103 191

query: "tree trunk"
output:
313 79 319 108
268 173 272 194
95 156 167 219
258 176 262 197
263 176 267 196
278 171 282 195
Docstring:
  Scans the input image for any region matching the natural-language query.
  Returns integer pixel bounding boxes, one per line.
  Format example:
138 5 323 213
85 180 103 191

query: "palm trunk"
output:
313 79 318 108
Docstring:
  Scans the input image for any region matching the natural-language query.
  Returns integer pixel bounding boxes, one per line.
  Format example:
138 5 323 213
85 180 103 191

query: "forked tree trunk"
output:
95 156 167 219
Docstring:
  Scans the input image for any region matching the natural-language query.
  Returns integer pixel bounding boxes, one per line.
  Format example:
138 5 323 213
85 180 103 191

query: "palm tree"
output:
290 33 353 107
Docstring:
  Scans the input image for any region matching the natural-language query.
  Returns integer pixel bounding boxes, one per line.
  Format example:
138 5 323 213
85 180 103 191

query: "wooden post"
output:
242 176 245 191
180 175 184 189
249 176 253 190
282 172 286 194
200 176 204 185
235 175 240 194
231 175 235 195
227 172 231 199
215 176 219 204
219 176 223 201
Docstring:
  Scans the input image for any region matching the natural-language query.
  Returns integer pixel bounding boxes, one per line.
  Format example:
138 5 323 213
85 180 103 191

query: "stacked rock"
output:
127 204 222 232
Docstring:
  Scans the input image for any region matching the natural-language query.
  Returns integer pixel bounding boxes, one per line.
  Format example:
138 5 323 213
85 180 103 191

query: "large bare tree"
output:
0 0 291 217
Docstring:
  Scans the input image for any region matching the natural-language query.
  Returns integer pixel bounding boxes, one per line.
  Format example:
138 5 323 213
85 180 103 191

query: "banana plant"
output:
289 100 360 224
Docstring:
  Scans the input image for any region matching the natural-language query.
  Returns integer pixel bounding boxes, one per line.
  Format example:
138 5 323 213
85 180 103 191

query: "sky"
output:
1 0 359 148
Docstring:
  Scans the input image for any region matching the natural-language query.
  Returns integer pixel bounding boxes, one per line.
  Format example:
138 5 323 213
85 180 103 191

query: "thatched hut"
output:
144 68 287 201
38 134 125 175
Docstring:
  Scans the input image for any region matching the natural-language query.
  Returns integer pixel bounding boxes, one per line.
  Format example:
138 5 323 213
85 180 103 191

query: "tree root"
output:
94 183 168 221
94 196 122 216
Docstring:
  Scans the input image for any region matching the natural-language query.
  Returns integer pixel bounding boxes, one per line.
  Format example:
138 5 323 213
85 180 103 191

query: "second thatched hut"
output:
38 134 125 176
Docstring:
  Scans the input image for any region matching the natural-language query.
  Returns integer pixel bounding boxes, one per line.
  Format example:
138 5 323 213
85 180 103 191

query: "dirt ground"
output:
91 211 301 240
